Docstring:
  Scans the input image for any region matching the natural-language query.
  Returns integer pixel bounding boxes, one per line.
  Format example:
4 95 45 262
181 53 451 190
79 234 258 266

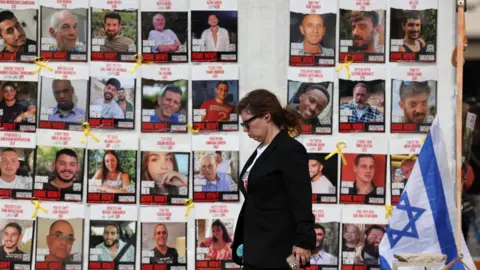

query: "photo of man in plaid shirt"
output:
340 82 383 123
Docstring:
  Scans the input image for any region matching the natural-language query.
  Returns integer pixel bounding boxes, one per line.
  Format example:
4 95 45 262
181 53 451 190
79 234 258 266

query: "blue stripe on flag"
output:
380 255 392 270
418 133 462 269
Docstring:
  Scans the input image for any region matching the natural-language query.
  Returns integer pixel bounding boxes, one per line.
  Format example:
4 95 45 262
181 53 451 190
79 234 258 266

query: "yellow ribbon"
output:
130 54 153 73
81 122 99 143
385 204 393 219
187 125 200 134
31 198 48 218
33 57 53 75
335 55 354 79
184 198 195 217
325 141 347 165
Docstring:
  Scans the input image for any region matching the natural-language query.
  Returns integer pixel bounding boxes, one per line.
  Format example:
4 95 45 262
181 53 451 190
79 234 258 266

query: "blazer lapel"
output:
248 130 288 180
238 148 259 196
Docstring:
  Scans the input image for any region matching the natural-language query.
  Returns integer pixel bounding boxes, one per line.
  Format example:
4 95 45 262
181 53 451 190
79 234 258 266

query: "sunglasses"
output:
49 232 75 243
240 115 261 129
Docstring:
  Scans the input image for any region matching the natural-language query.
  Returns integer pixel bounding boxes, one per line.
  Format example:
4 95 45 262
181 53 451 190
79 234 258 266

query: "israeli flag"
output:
380 117 475 270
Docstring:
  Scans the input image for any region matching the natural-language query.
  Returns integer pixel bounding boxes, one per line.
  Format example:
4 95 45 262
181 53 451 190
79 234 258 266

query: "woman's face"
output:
147 152 175 181
104 153 118 172
212 225 223 240
240 110 267 143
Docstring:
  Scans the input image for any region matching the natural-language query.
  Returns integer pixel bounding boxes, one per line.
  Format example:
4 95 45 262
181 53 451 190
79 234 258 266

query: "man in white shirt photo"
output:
308 154 334 194
148 13 181 53
199 14 231 52
0 148 32 190
91 78 125 119
310 223 337 265
215 151 231 174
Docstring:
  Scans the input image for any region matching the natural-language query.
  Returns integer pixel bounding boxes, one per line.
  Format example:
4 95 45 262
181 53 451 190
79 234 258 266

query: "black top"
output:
232 130 315 268
150 247 178 264
42 181 74 192
0 245 25 261
1 39 37 53
0 100 27 123
402 40 426 54
345 182 380 204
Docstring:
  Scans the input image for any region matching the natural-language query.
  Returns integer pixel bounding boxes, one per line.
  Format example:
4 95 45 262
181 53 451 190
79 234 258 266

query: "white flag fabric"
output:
380 117 476 270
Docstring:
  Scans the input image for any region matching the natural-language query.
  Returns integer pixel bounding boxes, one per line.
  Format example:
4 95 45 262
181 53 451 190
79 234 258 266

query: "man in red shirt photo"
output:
199 81 234 122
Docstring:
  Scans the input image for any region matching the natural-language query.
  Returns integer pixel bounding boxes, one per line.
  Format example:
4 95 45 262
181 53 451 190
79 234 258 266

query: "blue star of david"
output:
387 191 426 248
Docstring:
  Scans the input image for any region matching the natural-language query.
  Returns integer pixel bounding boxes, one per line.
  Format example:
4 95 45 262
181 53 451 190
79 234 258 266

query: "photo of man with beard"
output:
0 222 28 262
354 225 385 266
0 10 37 62
89 222 135 263
310 223 338 265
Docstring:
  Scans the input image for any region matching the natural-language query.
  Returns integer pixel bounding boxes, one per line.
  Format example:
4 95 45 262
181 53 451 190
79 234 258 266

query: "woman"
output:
232 89 316 269
92 150 130 193
142 151 188 195
200 219 233 260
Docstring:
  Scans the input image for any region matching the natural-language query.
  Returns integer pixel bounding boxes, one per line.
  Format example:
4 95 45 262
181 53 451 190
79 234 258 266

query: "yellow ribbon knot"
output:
81 122 99 143
325 141 347 165
33 57 53 75
385 204 393 219
187 125 200 134
184 198 195 217
335 55 354 79
31 198 48 218
130 54 153 73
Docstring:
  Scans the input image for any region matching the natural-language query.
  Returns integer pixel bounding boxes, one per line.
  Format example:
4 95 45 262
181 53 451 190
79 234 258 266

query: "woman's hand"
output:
292 246 311 267
163 172 188 187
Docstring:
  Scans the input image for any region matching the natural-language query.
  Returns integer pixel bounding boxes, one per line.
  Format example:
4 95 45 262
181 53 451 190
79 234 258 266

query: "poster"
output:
0 64 38 132
140 134 190 205
287 67 334 134
391 66 437 133
190 0 238 62
141 64 188 133
289 0 337 66
390 0 437 62
310 205 341 268
0 132 35 199
39 63 89 131
87 133 138 204
39 0 88 61
141 0 188 63
338 0 386 63
33 129 85 202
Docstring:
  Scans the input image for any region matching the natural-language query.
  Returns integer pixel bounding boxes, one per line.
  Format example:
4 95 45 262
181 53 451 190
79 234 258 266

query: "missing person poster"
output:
339 65 386 133
310 205 341 268
195 203 242 270
192 64 239 132
338 0 386 63
141 64 188 133
339 138 387 205
300 136 338 204
39 0 88 61
140 206 187 269
287 67 334 134
289 0 336 66
341 207 387 270
0 64 38 132
88 204 137 270
39 63 89 131
390 66 437 133
0 131 35 199
141 0 188 63
390 0 437 62
190 0 238 62
35 203 85 270
87 132 138 204
389 138 423 205
140 134 190 205
0 200 35 270
192 134 239 203
0 0 38 62
33 129 85 202
90 0 138 62
89 62 136 130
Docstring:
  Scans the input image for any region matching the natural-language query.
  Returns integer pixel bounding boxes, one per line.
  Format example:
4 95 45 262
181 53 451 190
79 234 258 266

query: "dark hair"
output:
101 150 125 183
308 153 323 164
161 85 182 97
399 81 431 101
142 151 180 196
2 82 17 92
216 81 228 88
353 82 370 94
354 154 375 166
208 14 219 20
304 84 330 104
104 223 120 234
1 148 17 154
0 11 16 36
314 223 325 234
402 11 422 25
350 11 379 27
4 222 22 235
211 219 232 243
106 78 121 90
55 148 78 162
365 224 385 236
236 89 303 136
104 11 121 24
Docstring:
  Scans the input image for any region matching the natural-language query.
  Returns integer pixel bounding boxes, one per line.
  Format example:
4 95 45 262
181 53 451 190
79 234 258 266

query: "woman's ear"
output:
265 113 271 122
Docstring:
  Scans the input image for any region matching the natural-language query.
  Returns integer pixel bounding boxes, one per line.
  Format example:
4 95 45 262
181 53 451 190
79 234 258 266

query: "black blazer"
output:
232 130 316 268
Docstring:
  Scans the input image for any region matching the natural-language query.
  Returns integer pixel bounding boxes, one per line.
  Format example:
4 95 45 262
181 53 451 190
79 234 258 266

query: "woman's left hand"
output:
292 246 311 267
164 172 188 187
